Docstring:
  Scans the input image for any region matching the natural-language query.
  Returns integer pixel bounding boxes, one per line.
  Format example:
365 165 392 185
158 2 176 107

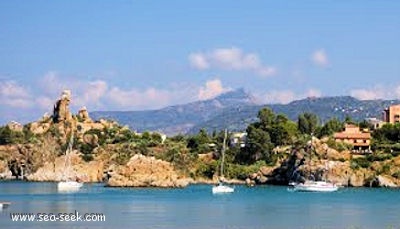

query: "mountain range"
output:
91 88 400 135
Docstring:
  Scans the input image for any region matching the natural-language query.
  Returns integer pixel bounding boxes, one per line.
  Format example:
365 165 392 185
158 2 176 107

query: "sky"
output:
0 1 399 124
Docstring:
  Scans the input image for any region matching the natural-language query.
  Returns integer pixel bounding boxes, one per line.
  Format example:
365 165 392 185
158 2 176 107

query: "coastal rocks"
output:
27 151 104 182
107 154 189 188
0 161 12 179
349 170 368 187
371 175 397 188
247 165 282 185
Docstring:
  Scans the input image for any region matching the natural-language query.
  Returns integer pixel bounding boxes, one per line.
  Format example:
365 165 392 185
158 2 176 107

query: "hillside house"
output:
334 124 371 152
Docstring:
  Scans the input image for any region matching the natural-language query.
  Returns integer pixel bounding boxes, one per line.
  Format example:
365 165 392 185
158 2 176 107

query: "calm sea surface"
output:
0 181 400 229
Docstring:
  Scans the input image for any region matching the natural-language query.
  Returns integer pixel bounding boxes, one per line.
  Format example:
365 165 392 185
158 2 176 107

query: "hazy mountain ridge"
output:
91 88 257 135
91 89 400 135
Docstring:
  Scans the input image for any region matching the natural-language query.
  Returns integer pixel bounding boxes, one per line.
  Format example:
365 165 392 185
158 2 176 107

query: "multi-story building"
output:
383 104 400 124
334 124 371 151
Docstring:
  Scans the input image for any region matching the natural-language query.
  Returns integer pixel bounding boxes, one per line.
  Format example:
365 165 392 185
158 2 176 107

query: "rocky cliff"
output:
107 154 190 188
246 138 400 187
27 150 104 182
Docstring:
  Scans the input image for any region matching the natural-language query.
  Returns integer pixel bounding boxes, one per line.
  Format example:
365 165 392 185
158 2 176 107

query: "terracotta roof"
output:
334 132 371 140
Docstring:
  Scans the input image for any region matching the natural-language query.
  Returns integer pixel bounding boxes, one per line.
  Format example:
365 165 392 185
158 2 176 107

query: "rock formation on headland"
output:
107 154 189 188
27 150 104 182
246 137 400 187
0 90 189 187
53 90 73 123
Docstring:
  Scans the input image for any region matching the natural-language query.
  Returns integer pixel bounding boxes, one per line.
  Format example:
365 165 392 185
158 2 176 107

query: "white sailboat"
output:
212 129 234 194
0 202 11 210
57 132 83 192
291 135 338 192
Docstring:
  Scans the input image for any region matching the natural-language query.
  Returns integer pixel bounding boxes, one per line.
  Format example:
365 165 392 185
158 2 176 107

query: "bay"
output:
0 181 399 229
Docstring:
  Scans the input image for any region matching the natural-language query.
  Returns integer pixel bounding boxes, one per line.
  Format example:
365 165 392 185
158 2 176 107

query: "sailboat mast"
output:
220 129 227 177
62 132 74 181
309 133 313 180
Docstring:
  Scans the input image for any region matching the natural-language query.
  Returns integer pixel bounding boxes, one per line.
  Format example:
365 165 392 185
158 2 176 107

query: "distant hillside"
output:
91 88 257 135
91 89 400 135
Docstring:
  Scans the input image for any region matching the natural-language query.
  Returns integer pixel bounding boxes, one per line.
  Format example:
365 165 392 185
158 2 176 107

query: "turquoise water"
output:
1 181 400 229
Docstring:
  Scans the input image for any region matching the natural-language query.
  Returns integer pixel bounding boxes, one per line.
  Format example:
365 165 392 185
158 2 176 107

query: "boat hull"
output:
57 181 83 192
0 202 10 210
292 181 338 192
212 185 234 194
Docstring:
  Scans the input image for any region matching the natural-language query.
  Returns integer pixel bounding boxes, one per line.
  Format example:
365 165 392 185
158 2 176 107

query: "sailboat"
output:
57 132 83 192
212 129 234 194
0 202 11 210
291 135 338 192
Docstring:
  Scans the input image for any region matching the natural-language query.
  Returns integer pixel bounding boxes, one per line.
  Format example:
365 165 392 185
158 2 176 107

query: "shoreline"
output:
1 179 399 189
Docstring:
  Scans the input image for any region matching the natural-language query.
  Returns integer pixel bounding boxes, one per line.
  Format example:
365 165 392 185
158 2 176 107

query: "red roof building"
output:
334 124 371 151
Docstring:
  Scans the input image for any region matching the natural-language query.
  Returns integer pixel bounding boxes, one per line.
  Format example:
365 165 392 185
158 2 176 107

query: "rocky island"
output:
1 90 400 188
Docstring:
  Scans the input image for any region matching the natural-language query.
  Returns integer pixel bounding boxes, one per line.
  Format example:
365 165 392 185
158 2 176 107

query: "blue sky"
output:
0 1 399 124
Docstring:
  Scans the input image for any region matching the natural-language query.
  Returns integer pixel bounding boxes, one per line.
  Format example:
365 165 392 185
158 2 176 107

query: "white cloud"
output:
0 80 32 108
0 80 30 98
106 87 172 109
76 80 108 107
35 96 54 110
188 53 209 69
263 90 296 104
189 47 276 77
349 85 400 100
311 49 329 67
350 89 382 100
350 85 388 100
305 89 322 98
198 79 231 100
260 88 322 104
395 85 400 99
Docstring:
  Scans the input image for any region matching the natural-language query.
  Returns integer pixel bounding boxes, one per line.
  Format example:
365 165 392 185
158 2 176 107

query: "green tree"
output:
258 108 276 127
358 120 371 129
243 124 274 163
344 115 355 124
317 118 343 138
298 113 319 135
187 128 212 154
0 126 24 145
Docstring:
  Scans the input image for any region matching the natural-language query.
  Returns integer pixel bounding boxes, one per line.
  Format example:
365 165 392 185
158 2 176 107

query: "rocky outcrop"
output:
246 138 400 188
7 121 23 132
372 175 397 188
53 90 73 123
107 154 189 188
27 151 104 182
0 160 12 179
77 106 92 122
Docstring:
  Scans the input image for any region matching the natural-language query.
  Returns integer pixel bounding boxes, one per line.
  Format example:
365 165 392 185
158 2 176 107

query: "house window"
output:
364 140 367 143
353 139 357 143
